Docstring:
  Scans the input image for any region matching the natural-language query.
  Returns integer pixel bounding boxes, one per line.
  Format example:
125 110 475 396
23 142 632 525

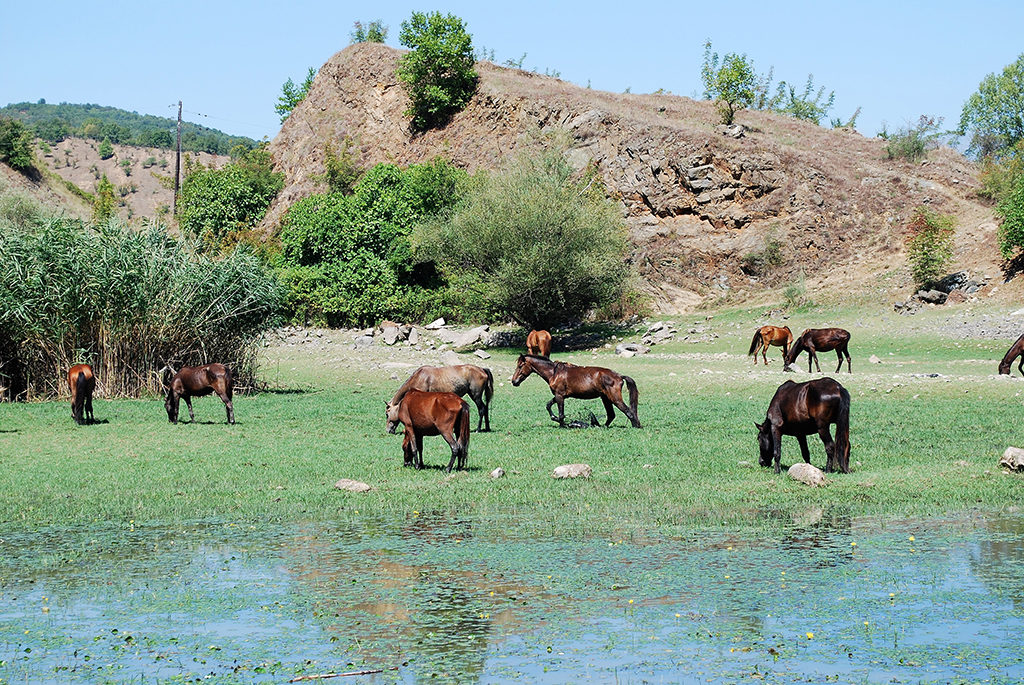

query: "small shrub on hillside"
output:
997 174 1024 259
883 115 944 162
0 116 36 172
97 138 114 160
351 19 388 43
142 156 157 169
397 11 477 131
316 138 361 194
93 174 116 223
275 67 316 123
783 272 810 309
741 234 783 276
119 158 132 176
905 207 956 287
700 40 758 125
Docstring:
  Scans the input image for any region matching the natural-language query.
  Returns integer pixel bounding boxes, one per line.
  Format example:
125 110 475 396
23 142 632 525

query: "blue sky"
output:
2 1 1021 144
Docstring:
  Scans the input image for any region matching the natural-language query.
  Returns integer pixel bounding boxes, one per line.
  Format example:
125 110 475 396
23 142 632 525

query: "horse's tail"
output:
457 401 471 462
73 371 87 424
483 368 494 407
623 375 640 427
835 386 852 473
748 329 762 356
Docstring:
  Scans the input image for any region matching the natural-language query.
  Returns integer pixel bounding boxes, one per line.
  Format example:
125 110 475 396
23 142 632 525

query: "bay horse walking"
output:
526 329 552 358
67 363 95 425
390 364 493 431
511 354 641 428
998 332 1024 376
748 325 793 365
386 390 470 472
785 328 852 373
163 363 234 424
756 378 851 474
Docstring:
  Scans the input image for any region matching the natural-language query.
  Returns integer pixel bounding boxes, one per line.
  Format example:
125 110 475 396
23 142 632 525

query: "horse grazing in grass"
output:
386 390 470 472
748 325 793 365
785 328 852 373
998 332 1024 376
756 378 851 475
163 363 235 424
67 363 95 425
526 329 552 358
390 364 493 432
511 354 641 428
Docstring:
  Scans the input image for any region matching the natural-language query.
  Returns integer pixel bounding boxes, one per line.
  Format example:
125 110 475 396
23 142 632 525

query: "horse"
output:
785 328 852 373
163 363 235 424
67 363 95 425
510 354 641 428
385 390 470 472
756 378 851 475
390 364 493 432
526 329 553 358
998 332 1024 376
747 325 793 365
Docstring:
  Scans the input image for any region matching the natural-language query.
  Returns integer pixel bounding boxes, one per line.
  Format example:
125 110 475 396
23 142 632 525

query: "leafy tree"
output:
275 67 316 123
97 138 114 160
93 174 116 223
905 207 955 287
958 54 1024 159
413 146 631 328
773 75 835 125
700 41 758 125
997 173 1024 259
351 19 388 43
396 11 477 131
0 116 35 172
33 118 70 143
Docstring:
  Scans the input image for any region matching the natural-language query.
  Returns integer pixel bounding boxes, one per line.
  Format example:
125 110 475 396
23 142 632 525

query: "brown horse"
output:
756 378 851 474
386 390 470 472
526 329 552 358
785 328 852 373
998 332 1024 376
390 364 493 431
511 354 641 428
163 363 234 424
748 325 793 365
67 363 95 425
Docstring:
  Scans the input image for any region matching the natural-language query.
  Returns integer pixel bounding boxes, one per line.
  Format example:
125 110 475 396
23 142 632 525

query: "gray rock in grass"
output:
553 463 592 479
999 447 1024 472
489 467 505 479
334 478 371 492
788 463 826 487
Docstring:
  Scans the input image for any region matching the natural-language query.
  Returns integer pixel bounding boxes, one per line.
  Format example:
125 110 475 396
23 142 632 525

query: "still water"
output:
1 510 1022 683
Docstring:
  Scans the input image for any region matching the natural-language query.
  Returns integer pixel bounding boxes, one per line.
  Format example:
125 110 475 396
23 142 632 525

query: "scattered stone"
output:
353 335 374 348
425 318 446 330
916 289 947 305
473 349 491 360
647 321 666 333
716 123 746 139
440 351 462 366
453 325 489 348
945 289 966 304
788 463 826 487
489 467 506 479
999 447 1024 472
934 271 969 293
615 343 648 357
553 463 592 479
333 478 371 492
436 329 460 344
382 325 400 345
408 328 419 345
868 355 881 364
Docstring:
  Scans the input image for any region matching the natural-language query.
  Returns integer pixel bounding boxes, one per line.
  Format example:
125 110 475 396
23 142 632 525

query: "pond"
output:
1 510 1023 683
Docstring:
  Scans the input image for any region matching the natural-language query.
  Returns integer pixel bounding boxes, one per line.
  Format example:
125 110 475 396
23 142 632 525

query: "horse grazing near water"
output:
526 329 552 358
67 363 95 425
163 363 235 424
998 332 1024 376
386 390 470 472
511 354 641 428
756 378 851 475
785 328 852 373
390 364 493 432
748 325 793 365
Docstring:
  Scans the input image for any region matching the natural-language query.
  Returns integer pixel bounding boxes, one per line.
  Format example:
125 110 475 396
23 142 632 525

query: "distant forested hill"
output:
0 101 258 155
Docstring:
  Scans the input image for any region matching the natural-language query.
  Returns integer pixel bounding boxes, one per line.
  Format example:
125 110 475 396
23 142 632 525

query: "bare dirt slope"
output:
265 43 1008 311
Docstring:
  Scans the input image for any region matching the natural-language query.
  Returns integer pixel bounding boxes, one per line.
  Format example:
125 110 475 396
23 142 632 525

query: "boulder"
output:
382 325 400 345
334 478 371 492
647 321 666 333
615 343 648 356
935 271 969 293
945 289 966 304
916 289 947 304
553 463 592 479
868 355 881 364
489 467 505 479
440 350 462 366
999 447 1024 472
408 328 419 345
473 349 491 360
353 335 374 348
436 329 460 344
788 463 826 487
453 325 490 348
425 318 446 330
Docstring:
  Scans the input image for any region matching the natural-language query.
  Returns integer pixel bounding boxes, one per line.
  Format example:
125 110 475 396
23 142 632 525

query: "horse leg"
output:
472 394 488 432
835 349 844 374
85 394 93 423
546 397 559 422
415 433 425 470
797 434 811 464
601 397 615 426
819 426 837 473
184 396 195 422
781 343 789 365
761 342 769 365
555 397 566 426
402 430 415 467
845 348 852 374
442 429 459 473
811 350 821 373
219 392 235 424
771 426 784 475
1018 356 1024 377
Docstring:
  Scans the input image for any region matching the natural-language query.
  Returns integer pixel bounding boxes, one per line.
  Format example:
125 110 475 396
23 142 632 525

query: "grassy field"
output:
2 302 1022 531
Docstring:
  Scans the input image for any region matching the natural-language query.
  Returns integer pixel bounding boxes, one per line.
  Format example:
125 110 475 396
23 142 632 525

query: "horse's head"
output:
164 383 177 423
998 360 1011 375
385 400 401 434
755 421 773 468
511 355 533 387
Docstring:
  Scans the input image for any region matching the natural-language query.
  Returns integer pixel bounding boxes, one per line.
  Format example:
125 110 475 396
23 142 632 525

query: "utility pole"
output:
173 100 182 215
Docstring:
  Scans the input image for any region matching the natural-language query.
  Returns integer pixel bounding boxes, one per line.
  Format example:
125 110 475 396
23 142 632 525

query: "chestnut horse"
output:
785 328 852 373
163 363 234 424
756 378 851 474
390 364 493 431
67 363 95 425
526 329 552 358
998 332 1024 376
747 325 793 365
386 390 470 472
511 354 641 428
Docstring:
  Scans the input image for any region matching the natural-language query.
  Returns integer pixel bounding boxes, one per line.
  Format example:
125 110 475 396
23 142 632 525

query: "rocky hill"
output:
266 43 1007 312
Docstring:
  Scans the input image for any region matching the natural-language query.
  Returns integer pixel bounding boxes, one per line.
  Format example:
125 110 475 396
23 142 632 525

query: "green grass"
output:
2 303 1023 531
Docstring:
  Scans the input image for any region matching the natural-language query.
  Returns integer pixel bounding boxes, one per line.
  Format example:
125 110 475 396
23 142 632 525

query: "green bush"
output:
0 116 36 172
997 173 1024 259
740 236 783 275
317 138 361 194
97 138 114 160
905 207 956 286
413 146 632 329
275 67 315 123
351 20 388 43
397 11 477 131
93 174 116 223
883 115 944 162
700 41 758 125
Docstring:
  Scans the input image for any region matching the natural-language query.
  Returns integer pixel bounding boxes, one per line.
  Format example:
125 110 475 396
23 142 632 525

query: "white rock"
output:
425 318 446 330
440 351 462 366
333 478 371 492
999 446 1024 471
869 355 881 364
382 326 400 345
788 463 827 487
553 463 592 479
489 467 505 479
473 349 491 359
408 328 419 345
436 329 460 344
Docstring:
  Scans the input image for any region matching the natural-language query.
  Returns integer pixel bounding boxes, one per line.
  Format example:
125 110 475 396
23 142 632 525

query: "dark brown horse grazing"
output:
390 364 493 431
785 328 852 373
748 325 793 365
386 390 470 472
67 363 95 425
163 363 234 424
526 329 552 358
511 354 641 428
756 378 851 475
998 332 1024 376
